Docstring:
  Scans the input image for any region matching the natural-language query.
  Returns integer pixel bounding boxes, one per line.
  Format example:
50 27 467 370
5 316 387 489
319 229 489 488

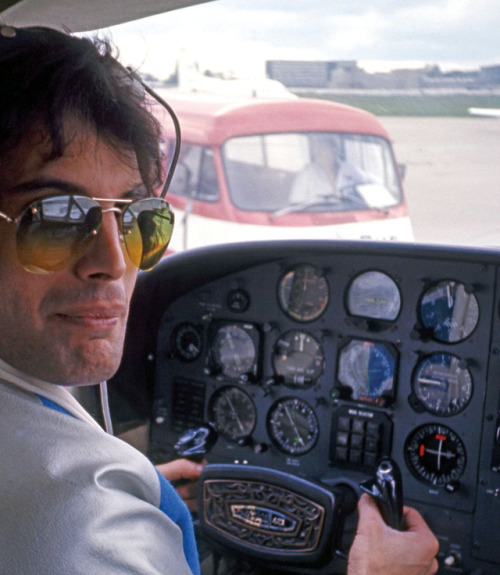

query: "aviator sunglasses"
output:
0 194 175 273
0 25 182 274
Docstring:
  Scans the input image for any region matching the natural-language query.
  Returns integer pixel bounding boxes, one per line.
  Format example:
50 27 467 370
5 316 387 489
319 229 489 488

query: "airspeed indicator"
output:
278 264 329 322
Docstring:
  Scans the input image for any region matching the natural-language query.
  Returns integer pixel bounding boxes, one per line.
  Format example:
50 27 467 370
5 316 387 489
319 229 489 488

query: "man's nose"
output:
74 210 129 280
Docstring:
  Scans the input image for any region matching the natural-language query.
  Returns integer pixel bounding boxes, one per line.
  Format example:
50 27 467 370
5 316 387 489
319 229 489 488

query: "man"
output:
290 134 373 207
0 24 201 574
0 24 438 575
348 495 439 575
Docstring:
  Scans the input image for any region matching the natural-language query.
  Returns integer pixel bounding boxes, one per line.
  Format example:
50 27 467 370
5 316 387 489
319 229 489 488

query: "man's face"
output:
0 123 142 385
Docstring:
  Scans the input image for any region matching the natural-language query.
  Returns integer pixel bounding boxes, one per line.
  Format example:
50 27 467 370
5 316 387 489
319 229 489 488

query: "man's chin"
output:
51 338 124 385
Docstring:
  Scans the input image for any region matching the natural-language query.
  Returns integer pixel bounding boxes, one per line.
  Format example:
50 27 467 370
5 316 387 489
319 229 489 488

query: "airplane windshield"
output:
102 1 500 249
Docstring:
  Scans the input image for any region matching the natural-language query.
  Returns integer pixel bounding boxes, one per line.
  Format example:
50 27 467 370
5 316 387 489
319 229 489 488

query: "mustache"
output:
41 284 129 310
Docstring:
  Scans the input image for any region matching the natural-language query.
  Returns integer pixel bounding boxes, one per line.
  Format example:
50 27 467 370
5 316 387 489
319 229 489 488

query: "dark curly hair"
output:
0 25 163 193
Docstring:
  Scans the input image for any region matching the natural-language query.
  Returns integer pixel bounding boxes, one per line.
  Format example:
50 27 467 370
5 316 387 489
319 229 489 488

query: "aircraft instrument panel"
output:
109 240 500 575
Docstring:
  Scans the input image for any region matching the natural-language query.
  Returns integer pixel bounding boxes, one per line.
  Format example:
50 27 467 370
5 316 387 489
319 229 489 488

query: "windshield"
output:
103 0 500 249
223 132 401 212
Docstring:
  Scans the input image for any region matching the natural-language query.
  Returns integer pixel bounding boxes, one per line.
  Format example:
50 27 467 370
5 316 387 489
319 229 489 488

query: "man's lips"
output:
51 303 126 329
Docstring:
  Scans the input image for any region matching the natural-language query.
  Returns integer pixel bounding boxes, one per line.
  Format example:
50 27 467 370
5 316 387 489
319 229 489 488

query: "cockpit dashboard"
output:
109 240 500 574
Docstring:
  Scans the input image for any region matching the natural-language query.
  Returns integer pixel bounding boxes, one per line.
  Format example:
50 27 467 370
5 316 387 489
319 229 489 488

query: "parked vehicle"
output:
160 91 413 252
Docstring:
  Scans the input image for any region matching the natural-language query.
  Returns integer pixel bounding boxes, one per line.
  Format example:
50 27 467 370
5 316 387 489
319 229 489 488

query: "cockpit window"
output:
223 132 402 212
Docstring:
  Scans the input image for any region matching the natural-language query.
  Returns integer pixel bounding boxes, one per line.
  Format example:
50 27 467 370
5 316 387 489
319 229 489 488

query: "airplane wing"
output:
0 0 215 32
468 107 500 118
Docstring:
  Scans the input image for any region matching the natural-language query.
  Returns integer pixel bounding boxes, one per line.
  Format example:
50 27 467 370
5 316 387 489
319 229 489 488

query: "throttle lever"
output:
359 458 404 530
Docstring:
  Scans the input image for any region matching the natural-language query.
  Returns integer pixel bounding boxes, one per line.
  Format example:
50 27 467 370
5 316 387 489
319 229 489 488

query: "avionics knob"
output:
444 480 460 493
443 551 462 567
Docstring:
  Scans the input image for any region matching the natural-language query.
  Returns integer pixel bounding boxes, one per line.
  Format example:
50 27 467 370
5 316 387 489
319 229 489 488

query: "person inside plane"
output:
0 23 201 574
290 134 376 208
0 23 438 575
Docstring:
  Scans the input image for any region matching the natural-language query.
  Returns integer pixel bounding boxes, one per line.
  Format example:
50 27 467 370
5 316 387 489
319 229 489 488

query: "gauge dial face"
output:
278 264 329 322
212 324 257 379
405 424 466 485
210 386 257 442
273 330 324 386
413 353 473 416
419 281 479 343
172 323 203 361
347 270 401 320
337 339 396 404
267 397 319 455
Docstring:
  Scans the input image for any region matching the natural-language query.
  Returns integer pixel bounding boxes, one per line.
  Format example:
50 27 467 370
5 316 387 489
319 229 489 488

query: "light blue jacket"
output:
0 380 199 575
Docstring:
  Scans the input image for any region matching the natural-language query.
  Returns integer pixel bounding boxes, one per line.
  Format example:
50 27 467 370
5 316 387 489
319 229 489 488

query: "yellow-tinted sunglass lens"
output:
122 198 174 271
16 196 101 274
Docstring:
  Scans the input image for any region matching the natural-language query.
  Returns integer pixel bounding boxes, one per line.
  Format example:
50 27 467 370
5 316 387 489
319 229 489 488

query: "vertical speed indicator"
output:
267 397 319 455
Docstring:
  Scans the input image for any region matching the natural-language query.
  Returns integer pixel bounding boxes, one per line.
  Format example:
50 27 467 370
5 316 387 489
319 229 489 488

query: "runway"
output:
381 117 500 247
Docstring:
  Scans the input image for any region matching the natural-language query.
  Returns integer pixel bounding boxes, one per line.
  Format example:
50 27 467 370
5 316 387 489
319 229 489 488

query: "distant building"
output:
266 59 499 91
266 59 425 90
479 65 500 87
265 60 332 88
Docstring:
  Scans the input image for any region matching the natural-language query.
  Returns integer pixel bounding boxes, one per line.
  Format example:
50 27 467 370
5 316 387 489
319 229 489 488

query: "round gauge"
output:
210 386 257 442
337 339 396 404
419 281 479 343
272 330 324 386
278 264 329 322
172 323 202 361
347 270 401 320
212 324 257 379
267 397 319 455
405 424 466 486
413 353 473 416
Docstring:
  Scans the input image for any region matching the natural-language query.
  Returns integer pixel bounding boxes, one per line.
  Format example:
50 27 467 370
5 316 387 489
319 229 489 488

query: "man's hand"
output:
156 459 205 512
348 494 439 575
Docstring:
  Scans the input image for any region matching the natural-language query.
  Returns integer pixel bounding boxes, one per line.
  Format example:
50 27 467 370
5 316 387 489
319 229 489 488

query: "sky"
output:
99 0 500 80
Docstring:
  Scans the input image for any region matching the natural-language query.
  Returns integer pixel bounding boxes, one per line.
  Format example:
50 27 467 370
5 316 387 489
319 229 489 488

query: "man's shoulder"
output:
0 379 160 496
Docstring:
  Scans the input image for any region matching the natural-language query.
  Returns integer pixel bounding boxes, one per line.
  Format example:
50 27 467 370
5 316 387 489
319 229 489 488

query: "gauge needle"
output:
187 343 199 354
285 406 304 446
424 448 456 458
447 285 454 308
226 333 235 350
226 395 245 432
424 446 456 471
299 333 305 352
419 378 445 386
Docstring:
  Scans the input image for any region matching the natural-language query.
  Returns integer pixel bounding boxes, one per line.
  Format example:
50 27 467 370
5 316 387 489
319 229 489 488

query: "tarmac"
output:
381 117 500 247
